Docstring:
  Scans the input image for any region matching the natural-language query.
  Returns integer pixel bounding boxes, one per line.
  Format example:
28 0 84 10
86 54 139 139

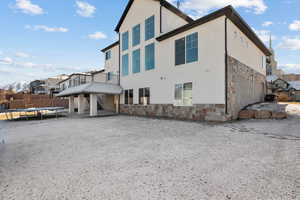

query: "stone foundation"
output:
227 56 266 120
120 104 227 122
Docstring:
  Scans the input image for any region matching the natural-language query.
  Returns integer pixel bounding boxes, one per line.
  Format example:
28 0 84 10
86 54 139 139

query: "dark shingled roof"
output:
101 41 119 52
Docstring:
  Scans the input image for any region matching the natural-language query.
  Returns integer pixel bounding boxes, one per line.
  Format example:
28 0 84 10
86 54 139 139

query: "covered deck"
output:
56 82 122 117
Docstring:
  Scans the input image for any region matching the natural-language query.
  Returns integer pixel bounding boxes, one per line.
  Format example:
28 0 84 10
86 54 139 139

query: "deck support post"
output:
90 94 98 116
69 96 75 113
78 94 85 114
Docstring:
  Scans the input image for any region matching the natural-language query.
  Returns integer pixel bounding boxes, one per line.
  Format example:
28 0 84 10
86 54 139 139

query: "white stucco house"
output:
58 0 271 121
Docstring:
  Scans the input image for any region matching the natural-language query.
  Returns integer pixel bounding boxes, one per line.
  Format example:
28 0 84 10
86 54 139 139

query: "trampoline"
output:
0 107 65 120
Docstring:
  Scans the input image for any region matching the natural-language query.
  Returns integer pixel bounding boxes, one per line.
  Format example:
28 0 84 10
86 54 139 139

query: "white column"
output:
78 94 85 114
115 95 119 113
69 96 75 113
90 94 98 116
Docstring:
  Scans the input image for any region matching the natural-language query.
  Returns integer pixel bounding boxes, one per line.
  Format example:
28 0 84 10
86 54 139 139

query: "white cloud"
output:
88 32 107 40
289 20 300 31
262 21 273 27
15 52 30 58
19 62 53 69
25 25 69 32
278 37 300 50
76 1 96 18
168 0 267 17
0 57 14 65
279 64 300 73
15 0 44 15
252 28 275 43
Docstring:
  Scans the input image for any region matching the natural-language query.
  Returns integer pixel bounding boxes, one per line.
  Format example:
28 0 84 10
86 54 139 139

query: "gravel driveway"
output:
0 111 299 199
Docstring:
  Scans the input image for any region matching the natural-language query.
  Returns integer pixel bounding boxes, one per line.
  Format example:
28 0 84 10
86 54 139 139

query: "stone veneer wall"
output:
120 104 226 122
227 56 266 119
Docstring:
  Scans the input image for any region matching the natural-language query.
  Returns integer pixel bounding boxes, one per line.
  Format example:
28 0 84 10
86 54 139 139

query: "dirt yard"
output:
0 104 299 200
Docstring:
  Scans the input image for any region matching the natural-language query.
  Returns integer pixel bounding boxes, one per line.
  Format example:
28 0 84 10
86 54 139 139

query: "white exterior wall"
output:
161 6 188 33
104 44 120 74
120 0 226 105
227 20 267 75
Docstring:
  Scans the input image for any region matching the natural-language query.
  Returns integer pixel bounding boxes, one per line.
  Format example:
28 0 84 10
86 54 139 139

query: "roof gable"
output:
156 5 271 56
114 0 193 32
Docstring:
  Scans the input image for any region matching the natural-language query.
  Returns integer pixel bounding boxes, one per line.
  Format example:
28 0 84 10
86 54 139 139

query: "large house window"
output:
175 37 185 65
105 50 111 60
124 89 133 104
186 33 198 63
68 80 72 88
122 54 129 76
145 43 155 70
175 32 198 65
132 49 140 73
122 31 129 51
174 82 192 106
145 15 155 40
132 24 140 47
139 87 150 105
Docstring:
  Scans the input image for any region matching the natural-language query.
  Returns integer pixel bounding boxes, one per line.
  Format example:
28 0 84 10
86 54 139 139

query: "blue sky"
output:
0 0 300 86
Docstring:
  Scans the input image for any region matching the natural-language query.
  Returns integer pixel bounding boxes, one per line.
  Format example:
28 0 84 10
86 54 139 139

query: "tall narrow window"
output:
124 89 133 104
175 37 186 65
139 87 150 105
132 24 140 46
122 31 129 51
122 54 129 76
186 33 198 63
145 15 155 40
174 82 192 106
145 43 155 70
105 50 111 60
132 49 140 73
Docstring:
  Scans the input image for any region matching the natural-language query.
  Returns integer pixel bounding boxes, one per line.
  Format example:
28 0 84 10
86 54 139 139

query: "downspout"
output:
118 32 121 114
225 17 228 115
160 4 162 33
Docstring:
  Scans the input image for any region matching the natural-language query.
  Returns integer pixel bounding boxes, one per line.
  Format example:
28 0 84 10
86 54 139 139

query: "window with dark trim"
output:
122 54 129 76
132 24 140 47
175 32 198 65
139 87 150 105
145 43 155 70
105 50 111 60
132 49 140 73
124 89 133 105
175 37 185 65
122 31 129 51
145 15 155 41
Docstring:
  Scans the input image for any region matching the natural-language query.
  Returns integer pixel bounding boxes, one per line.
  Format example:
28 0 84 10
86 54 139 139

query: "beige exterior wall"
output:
104 44 120 74
161 6 188 33
227 20 266 75
120 12 226 105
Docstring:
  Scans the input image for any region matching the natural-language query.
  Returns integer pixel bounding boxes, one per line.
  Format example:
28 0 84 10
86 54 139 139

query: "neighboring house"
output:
58 72 93 91
288 81 300 101
99 0 270 121
266 35 284 77
267 78 300 101
30 74 68 95
29 80 46 94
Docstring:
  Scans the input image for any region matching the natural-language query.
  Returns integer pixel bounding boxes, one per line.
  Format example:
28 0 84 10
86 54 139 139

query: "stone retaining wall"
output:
227 56 266 120
120 104 227 122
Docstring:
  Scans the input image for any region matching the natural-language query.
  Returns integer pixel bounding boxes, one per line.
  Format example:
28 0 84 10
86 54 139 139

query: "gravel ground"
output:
0 105 299 200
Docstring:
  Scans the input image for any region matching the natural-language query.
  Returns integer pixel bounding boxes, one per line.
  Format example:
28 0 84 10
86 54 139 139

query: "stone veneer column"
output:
69 96 75 113
77 94 85 114
90 94 97 116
